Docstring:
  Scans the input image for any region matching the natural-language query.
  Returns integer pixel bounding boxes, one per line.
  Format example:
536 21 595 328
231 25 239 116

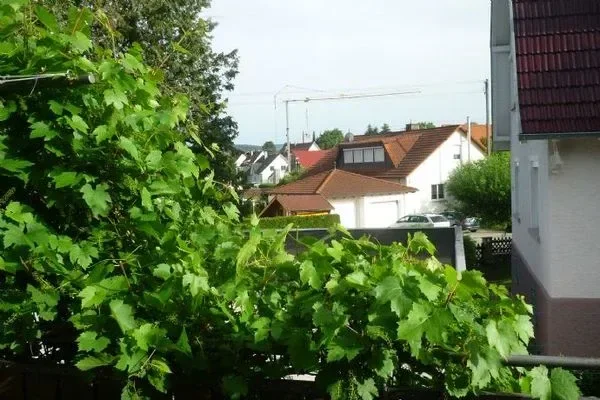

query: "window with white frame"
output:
343 147 385 164
431 184 445 200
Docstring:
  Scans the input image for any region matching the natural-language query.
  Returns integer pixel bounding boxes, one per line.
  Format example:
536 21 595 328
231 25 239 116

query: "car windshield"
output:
429 216 447 223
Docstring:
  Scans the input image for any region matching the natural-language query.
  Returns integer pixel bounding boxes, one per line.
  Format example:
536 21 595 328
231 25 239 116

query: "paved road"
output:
464 229 511 244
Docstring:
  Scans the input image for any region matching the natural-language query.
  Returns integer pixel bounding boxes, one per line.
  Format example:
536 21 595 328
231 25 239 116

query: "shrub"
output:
259 214 340 229
446 153 511 227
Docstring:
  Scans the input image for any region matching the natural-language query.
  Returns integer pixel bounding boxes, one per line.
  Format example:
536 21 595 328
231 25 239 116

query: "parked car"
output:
462 217 480 232
440 211 463 227
389 214 451 229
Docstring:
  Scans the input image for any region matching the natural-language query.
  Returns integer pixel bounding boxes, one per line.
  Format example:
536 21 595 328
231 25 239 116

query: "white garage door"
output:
331 200 357 228
365 201 399 228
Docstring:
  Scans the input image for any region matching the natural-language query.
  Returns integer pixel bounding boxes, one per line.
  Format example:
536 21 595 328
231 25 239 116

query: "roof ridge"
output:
315 169 335 194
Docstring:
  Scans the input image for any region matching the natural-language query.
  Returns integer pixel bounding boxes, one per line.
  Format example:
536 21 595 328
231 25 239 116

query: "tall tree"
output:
317 129 344 149
446 153 511 227
365 124 379 135
262 141 276 154
381 123 391 133
41 0 240 183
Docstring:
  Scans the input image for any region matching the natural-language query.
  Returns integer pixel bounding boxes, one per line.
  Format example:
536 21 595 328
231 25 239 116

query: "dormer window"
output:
343 147 385 164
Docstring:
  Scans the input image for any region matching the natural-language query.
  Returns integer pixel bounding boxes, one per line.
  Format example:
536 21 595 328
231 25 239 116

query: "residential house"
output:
281 140 321 158
247 153 289 186
308 124 486 215
267 169 416 228
491 0 600 356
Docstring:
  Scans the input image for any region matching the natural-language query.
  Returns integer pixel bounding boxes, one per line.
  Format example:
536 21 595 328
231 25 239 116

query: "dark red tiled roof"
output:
270 169 416 198
514 0 600 136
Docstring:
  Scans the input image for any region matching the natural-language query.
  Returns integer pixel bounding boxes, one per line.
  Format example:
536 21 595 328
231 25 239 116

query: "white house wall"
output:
330 199 357 228
404 131 485 214
330 194 406 229
546 139 600 298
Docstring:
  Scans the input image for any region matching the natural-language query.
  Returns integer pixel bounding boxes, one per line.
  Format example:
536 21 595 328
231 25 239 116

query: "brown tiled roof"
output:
273 195 333 212
270 169 416 198
513 0 600 136
306 148 338 174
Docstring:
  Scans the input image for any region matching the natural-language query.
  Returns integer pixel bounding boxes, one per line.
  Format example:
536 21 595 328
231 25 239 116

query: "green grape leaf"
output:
550 368 580 400
182 273 209 297
104 88 128 110
300 260 321 289
67 115 89 133
141 187 153 211
176 327 192 355
345 271 369 288
109 299 137 333
529 366 551 400
153 264 171 280
356 378 378 400
77 331 110 353
35 6 59 31
80 183 112 217
133 323 167 351
52 171 82 188
397 303 430 357
373 276 412 318
118 136 140 161
251 317 271 343
93 125 113 144
76 355 113 371
30 121 58 140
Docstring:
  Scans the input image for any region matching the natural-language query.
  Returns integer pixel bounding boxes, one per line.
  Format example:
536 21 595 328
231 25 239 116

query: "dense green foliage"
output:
258 214 341 229
276 167 305 186
446 153 511 227
0 2 580 400
39 0 240 184
317 128 344 149
413 122 437 129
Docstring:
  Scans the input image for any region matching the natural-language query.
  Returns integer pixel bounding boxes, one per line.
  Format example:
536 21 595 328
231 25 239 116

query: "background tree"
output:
317 128 344 149
262 141 277 154
41 0 240 183
446 153 511 227
381 123 391 133
365 124 379 135
414 121 437 129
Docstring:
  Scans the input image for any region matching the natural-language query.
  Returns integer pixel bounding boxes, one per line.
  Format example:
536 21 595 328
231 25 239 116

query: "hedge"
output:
258 214 341 229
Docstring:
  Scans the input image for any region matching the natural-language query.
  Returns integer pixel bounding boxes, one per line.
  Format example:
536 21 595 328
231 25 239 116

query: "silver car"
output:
390 214 451 229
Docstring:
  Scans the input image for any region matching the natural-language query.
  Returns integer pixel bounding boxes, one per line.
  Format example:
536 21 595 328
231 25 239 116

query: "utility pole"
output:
285 100 291 169
485 79 491 155
467 116 472 162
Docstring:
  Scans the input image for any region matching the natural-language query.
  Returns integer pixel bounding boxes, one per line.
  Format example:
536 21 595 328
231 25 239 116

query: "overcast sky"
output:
207 0 491 146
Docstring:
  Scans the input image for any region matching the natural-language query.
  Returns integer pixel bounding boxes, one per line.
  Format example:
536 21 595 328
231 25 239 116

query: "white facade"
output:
404 130 486 215
494 0 600 300
249 154 289 186
330 194 407 229
235 153 247 168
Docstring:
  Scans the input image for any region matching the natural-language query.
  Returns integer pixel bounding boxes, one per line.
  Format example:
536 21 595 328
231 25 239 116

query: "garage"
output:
364 199 400 228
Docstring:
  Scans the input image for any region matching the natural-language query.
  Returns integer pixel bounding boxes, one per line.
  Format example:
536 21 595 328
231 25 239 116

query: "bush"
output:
259 214 340 229
446 153 511 227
